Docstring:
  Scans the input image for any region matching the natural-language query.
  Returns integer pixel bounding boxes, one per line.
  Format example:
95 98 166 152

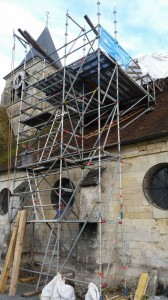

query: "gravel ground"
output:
1 284 40 300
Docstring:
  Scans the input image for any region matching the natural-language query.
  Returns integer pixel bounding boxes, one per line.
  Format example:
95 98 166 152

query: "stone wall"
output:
120 137 168 284
28 136 168 285
0 136 168 284
0 171 31 267
0 173 13 263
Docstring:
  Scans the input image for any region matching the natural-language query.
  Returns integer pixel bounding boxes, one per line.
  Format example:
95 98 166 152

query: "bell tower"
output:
1 26 61 136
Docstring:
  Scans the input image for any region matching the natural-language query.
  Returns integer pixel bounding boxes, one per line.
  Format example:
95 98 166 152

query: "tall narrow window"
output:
0 188 10 215
51 178 75 209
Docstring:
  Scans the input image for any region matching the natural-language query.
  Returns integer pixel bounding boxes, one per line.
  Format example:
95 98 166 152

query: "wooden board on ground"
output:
19 276 37 283
134 273 149 300
105 295 120 300
105 295 126 300
21 290 41 297
9 210 27 296
0 211 21 294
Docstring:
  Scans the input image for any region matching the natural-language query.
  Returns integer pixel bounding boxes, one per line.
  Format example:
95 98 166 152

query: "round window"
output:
51 178 75 209
143 163 168 210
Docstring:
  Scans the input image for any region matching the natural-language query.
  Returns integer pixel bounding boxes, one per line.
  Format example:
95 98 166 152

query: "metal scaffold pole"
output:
11 39 28 221
9 4 157 295
56 9 69 275
97 1 103 299
116 64 127 295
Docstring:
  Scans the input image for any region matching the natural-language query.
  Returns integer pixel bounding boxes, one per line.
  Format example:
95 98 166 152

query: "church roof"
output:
19 26 62 68
119 87 168 145
4 26 62 80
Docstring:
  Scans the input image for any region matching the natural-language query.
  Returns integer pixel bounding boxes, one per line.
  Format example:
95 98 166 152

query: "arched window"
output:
143 163 168 210
0 188 11 215
51 178 75 210
11 71 24 103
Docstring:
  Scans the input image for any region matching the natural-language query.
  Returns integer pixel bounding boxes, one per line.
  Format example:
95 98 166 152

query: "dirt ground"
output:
1 284 40 300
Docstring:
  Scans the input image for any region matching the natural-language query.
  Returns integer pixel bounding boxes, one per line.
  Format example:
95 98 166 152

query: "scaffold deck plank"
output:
33 50 148 110
134 273 149 300
21 111 54 128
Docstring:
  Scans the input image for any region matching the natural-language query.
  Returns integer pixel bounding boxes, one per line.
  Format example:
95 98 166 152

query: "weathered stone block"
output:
156 219 168 234
138 145 147 151
155 141 166 149
153 207 168 218
147 143 156 150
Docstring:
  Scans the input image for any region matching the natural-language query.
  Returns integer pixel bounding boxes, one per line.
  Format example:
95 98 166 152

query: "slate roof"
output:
4 26 62 80
19 26 62 69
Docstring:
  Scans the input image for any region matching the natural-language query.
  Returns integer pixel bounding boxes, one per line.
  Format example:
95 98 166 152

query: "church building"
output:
0 20 168 296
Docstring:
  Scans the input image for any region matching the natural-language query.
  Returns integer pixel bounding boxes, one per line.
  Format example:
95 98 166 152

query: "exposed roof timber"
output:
84 15 98 36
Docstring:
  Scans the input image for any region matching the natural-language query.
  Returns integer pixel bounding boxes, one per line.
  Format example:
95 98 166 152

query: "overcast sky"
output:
0 0 168 97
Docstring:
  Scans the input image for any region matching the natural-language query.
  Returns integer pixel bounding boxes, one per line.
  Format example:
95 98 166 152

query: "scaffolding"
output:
10 5 157 298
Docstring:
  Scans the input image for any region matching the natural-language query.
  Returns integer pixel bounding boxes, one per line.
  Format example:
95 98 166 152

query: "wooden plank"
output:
8 210 27 296
107 295 120 300
134 273 149 300
105 296 124 300
0 211 21 293
19 276 37 283
21 290 41 297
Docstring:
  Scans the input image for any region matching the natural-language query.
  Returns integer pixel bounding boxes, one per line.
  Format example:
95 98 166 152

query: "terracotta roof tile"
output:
119 88 168 144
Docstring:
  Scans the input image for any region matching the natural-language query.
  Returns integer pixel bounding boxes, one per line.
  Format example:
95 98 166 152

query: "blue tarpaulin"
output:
100 27 131 69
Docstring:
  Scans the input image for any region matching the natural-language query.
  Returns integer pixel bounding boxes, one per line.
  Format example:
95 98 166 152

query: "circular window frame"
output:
143 163 168 210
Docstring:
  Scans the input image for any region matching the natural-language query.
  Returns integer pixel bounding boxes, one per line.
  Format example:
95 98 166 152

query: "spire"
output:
45 11 50 28
19 26 62 69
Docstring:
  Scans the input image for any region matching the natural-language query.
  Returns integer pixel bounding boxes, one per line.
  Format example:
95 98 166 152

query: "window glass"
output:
143 163 168 209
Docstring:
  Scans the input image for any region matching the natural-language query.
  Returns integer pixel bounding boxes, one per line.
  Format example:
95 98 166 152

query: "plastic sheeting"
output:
41 274 100 300
85 282 100 300
41 273 76 300
100 27 131 69
138 54 168 79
